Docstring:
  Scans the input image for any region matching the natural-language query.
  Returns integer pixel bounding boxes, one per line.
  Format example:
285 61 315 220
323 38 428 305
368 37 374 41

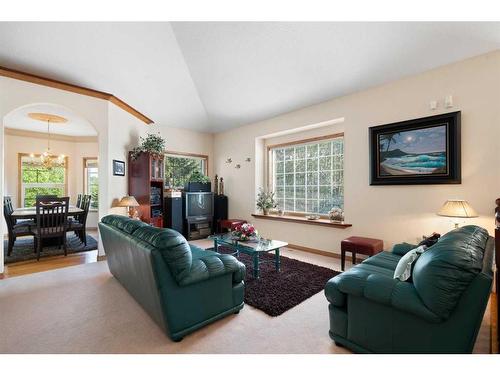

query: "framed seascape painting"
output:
369 111 461 185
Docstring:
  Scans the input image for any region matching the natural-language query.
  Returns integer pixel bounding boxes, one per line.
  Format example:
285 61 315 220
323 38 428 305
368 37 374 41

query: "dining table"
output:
11 206 84 220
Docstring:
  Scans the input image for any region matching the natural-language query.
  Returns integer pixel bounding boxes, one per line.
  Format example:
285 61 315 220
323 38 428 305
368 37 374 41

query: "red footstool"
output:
340 236 384 271
218 219 247 233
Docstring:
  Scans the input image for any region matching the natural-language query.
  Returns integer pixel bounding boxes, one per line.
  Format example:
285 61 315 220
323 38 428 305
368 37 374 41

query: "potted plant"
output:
131 133 166 160
256 188 277 215
328 206 345 222
185 170 211 192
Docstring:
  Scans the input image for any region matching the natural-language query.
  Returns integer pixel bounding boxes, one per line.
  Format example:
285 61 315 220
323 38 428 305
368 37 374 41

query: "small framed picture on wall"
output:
113 160 125 176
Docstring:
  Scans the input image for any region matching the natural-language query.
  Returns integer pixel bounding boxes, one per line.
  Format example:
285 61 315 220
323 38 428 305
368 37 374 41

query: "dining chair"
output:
31 197 69 261
70 194 91 246
36 194 58 202
76 193 83 208
3 196 34 256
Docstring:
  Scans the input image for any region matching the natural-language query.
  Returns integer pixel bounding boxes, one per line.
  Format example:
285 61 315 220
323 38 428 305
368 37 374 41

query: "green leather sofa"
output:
99 215 246 341
325 225 494 353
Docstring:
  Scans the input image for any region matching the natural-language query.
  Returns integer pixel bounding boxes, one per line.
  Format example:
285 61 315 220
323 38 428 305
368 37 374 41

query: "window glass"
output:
271 136 343 215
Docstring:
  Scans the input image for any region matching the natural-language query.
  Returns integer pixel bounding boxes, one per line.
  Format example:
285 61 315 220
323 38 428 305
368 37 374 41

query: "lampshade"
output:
118 196 140 207
437 200 478 218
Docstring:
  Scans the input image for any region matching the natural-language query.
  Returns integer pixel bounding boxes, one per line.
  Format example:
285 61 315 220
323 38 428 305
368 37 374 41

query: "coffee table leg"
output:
275 248 281 272
253 253 260 278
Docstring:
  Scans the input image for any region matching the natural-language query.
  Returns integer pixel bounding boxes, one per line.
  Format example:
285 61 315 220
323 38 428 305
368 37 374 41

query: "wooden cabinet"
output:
128 152 164 227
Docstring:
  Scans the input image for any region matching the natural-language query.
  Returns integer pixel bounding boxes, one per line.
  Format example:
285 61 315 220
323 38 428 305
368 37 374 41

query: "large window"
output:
164 152 208 189
84 158 99 210
270 134 344 215
19 154 67 207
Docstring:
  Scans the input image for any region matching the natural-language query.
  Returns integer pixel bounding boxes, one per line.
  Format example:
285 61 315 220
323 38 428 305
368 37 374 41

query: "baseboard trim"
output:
287 243 353 262
97 255 107 261
286 243 366 263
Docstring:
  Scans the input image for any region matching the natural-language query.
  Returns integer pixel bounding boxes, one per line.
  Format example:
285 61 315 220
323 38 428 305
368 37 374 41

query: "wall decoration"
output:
113 159 126 176
369 111 461 185
225 157 251 169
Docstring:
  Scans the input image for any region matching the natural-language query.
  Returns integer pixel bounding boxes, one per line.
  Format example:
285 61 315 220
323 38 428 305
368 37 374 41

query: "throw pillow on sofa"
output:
393 245 427 281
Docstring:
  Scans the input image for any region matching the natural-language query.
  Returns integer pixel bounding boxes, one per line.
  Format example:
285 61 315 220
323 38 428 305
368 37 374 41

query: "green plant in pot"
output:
256 188 277 215
131 132 166 160
185 170 211 192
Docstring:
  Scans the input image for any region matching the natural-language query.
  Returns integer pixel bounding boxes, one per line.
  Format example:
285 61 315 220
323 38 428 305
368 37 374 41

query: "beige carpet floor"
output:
0 247 491 354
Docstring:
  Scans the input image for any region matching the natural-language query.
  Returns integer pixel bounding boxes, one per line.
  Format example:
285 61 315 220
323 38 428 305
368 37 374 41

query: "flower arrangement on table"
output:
231 223 258 241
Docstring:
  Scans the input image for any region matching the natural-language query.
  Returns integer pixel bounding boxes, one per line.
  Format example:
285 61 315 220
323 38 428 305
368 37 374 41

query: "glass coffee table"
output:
210 233 288 278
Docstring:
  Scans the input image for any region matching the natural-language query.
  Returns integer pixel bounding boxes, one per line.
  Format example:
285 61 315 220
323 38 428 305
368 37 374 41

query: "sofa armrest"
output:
325 276 346 307
178 253 246 287
329 269 442 323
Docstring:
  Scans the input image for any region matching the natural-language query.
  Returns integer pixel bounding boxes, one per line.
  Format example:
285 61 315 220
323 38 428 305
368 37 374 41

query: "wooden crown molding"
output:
0 66 154 125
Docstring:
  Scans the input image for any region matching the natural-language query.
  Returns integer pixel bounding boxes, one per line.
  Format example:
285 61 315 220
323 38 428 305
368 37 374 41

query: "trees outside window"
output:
20 154 67 207
270 135 344 215
164 154 207 189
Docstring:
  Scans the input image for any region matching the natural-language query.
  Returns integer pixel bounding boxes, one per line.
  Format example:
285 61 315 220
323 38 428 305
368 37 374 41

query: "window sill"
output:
251 213 352 228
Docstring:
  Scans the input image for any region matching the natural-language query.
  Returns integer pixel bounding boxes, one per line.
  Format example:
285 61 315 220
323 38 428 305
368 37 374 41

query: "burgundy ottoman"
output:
340 236 384 271
218 219 247 233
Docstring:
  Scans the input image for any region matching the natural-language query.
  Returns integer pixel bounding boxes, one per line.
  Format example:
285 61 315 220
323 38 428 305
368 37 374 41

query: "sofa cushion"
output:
100 214 149 234
412 225 488 319
393 245 426 281
362 251 401 271
132 225 194 282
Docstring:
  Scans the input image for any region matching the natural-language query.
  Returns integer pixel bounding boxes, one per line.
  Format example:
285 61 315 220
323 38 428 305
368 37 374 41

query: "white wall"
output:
214 51 500 254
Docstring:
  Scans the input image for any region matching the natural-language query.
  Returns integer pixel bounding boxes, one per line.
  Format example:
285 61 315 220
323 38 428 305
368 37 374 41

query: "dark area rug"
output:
216 246 339 317
4 234 98 264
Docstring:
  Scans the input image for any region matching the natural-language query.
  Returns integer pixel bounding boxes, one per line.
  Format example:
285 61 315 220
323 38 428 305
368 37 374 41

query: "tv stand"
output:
185 216 213 240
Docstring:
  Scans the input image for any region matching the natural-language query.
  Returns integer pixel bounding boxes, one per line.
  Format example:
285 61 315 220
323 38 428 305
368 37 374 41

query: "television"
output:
183 192 213 218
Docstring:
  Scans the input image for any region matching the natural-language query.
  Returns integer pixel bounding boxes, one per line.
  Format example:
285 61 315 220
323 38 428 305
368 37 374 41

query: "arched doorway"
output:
1 102 104 273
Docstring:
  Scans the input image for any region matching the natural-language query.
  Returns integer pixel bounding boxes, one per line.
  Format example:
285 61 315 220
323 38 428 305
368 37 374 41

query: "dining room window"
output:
19 154 68 207
84 157 99 210
269 134 344 215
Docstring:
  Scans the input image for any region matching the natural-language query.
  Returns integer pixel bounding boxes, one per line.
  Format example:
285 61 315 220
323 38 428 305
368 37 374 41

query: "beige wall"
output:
214 51 500 254
160 126 214 178
106 104 215 217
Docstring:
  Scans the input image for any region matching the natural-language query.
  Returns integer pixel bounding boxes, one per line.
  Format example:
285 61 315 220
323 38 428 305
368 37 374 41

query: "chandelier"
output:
27 113 67 170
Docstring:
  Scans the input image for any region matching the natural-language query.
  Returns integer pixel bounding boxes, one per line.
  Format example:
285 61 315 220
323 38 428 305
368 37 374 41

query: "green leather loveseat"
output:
325 225 493 353
99 215 246 341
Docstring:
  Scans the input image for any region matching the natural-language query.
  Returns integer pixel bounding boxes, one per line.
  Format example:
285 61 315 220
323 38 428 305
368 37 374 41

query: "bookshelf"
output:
128 151 164 227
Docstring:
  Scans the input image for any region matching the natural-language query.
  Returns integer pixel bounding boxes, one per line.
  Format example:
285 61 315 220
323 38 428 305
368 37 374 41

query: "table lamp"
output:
437 199 478 228
118 196 140 219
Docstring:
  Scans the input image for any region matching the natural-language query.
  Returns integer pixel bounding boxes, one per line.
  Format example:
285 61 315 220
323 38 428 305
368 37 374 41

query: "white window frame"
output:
267 133 344 217
84 157 99 211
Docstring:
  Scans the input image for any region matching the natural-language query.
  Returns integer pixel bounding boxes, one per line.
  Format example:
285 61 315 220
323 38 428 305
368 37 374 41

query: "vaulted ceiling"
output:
1 22 499 133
